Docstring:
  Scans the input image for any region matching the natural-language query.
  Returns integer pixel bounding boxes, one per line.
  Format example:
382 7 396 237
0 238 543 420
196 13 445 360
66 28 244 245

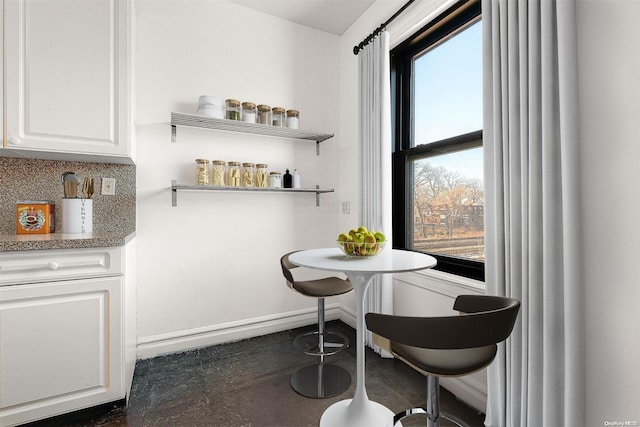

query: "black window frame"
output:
391 0 484 281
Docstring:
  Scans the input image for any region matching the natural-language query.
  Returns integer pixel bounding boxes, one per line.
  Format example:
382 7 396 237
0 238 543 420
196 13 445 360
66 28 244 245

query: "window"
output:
391 0 484 281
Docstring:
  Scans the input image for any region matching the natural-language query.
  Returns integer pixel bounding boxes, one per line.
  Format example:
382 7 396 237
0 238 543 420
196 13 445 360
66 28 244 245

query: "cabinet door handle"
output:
47 261 59 270
8 136 21 146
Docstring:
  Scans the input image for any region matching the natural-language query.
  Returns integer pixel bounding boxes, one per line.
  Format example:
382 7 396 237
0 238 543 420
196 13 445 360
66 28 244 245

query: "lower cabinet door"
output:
0 276 123 426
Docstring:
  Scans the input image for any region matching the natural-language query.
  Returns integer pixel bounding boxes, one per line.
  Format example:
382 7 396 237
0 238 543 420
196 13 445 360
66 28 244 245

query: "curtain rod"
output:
353 0 417 55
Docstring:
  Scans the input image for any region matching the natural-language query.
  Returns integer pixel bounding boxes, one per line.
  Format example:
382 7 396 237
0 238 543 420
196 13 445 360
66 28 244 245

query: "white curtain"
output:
358 31 393 354
483 0 584 426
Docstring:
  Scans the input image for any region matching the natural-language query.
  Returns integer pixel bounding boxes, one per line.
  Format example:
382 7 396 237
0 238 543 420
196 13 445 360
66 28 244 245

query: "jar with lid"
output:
242 162 256 187
256 164 268 187
286 110 300 129
195 159 210 185
242 102 256 123
228 161 241 186
272 107 286 127
225 99 241 120
212 160 226 186
257 104 271 125
269 171 282 188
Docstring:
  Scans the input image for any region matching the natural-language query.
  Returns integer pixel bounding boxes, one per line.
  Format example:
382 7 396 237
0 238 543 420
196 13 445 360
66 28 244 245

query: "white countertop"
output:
0 231 136 252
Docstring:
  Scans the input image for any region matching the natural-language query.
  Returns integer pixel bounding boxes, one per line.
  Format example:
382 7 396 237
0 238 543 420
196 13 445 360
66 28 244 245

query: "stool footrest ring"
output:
293 330 349 357
392 407 468 427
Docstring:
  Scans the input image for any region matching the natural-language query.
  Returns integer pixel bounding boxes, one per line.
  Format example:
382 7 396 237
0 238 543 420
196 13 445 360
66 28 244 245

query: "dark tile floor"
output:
31 321 485 427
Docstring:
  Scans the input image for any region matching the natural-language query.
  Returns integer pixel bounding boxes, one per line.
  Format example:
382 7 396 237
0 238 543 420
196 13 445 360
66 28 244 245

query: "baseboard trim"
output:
441 374 487 414
339 305 356 329
136 303 341 359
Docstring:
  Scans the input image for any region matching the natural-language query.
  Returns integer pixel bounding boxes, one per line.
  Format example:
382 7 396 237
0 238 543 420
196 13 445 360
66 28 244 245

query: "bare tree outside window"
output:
410 148 484 261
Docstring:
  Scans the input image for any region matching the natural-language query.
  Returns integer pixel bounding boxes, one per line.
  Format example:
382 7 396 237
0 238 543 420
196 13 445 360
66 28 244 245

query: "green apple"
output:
374 232 386 242
357 226 368 234
363 234 377 255
353 233 365 251
338 232 350 242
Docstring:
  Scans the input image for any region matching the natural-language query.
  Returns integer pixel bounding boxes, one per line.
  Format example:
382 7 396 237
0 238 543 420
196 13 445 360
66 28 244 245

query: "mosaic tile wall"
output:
0 157 135 235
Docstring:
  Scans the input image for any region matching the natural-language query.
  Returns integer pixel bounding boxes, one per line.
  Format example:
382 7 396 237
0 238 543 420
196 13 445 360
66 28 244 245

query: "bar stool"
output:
280 252 353 398
366 295 520 427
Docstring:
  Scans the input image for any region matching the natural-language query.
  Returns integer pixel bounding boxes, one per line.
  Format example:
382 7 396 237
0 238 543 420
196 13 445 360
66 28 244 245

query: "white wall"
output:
577 0 640 425
134 0 342 357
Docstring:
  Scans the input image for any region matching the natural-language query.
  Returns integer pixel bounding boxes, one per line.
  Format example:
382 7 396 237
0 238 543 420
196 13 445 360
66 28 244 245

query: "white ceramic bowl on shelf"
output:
197 106 224 118
198 95 222 106
197 95 224 118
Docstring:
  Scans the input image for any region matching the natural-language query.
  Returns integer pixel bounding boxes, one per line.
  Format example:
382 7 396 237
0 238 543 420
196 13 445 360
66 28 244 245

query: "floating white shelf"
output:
170 112 334 154
169 112 335 206
170 181 334 207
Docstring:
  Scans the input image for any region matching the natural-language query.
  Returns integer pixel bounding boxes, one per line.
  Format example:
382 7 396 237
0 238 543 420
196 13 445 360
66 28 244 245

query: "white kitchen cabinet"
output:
0 243 136 427
2 0 134 165
1 4 3 149
0 246 123 286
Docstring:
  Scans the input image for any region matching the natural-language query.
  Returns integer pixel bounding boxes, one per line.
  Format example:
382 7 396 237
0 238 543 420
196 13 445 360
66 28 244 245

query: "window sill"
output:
394 268 485 298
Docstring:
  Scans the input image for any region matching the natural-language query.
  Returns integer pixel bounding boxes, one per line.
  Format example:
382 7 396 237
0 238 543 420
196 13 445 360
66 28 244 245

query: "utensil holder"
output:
62 198 93 233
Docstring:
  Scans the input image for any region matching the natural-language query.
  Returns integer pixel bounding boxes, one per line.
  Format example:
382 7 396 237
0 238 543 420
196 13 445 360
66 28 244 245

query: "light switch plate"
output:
101 177 116 195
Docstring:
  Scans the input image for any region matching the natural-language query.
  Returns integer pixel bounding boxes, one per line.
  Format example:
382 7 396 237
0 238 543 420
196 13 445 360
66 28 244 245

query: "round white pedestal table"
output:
289 248 437 427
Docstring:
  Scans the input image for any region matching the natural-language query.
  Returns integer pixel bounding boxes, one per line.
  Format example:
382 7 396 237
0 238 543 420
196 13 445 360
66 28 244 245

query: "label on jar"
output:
269 174 282 188
287 117 299 129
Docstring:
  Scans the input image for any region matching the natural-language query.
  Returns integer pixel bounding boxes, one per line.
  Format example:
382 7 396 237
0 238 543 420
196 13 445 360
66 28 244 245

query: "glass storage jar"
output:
242 162 256 187
272 107 286 127
242 102 256 123
195 159 210 185
257 104 271 125
225 99 241 120
269 171 282 188
228 161 241 187
256 164 268 187
286 109 299 129
212 160 226 186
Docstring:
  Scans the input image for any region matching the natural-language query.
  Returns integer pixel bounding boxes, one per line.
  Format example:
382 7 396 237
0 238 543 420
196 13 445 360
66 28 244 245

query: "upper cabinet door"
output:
1 4 3 152
3 0 134 164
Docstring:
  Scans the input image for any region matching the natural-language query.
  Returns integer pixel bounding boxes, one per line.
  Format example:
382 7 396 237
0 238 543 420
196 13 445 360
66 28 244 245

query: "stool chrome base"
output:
393 408 466 427
290 363 351 399
392 376 468 427
293 330 350 356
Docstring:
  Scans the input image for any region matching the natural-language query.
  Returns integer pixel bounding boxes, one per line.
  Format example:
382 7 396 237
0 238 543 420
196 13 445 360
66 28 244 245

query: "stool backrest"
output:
366 295 520 350
280 252 299 285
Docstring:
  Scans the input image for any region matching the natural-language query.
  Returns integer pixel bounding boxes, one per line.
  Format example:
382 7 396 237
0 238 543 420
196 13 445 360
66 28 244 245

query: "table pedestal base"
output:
319 399 399 427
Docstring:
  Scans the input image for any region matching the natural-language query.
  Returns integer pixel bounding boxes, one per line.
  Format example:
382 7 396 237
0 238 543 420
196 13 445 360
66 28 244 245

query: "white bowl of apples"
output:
337 226 386 257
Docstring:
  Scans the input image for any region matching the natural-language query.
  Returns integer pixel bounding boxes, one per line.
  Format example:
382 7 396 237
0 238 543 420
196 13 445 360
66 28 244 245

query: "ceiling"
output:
228 0 377 35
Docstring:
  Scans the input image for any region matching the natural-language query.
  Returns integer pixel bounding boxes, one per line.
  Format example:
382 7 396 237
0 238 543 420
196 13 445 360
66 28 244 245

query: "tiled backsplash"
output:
0 158 135 235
